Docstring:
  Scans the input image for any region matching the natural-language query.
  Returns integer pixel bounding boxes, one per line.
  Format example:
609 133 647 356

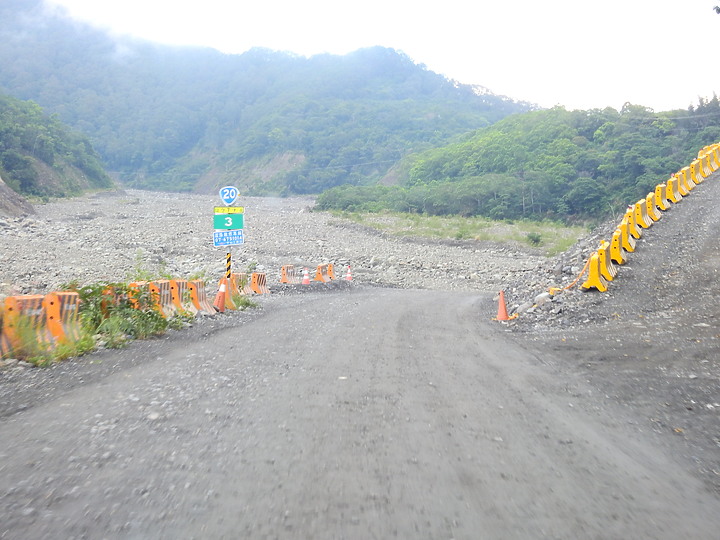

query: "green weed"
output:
332 210 584 256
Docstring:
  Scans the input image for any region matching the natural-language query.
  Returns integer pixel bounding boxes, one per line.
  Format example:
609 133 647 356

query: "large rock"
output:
0 175 34 217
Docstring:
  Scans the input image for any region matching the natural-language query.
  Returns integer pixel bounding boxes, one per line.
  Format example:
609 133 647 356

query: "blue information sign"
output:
213 229 245 247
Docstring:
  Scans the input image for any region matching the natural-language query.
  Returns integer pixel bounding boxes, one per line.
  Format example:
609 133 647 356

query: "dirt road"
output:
2 287 718 539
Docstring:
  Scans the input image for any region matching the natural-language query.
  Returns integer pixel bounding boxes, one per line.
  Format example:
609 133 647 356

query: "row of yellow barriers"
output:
581 143 719 291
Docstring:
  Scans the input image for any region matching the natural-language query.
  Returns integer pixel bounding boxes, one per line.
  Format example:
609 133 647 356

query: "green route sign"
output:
214 213 244 229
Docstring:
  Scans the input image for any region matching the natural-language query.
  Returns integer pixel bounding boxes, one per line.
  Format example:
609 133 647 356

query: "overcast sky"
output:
45 0 719 112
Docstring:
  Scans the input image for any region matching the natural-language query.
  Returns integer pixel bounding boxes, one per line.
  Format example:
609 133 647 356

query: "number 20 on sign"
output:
219 186 239 206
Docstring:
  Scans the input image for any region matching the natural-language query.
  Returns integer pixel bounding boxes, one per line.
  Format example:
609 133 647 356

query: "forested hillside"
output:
0 0 531 194
316 101 720 222
0 93 112 198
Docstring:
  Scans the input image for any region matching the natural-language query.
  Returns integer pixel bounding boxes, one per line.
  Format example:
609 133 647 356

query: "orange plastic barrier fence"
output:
232 273 253 295
100 285 124 316
127 281 148 310
0 306 11 358
314 264 334 283
148 280 178 318
169 279 198 316
251 272 271 294
43 291 82 343
2 295 54 354
187 280 216 315
280 265 300 284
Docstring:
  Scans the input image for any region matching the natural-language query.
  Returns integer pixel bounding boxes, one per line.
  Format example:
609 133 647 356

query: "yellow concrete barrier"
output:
680 167 696 191
654 183 671 210
709 146 720 169
674 172 690 196
610 229 628 264
633 199 653 229
581 253 608 292
619 218 636 252
702 154 714 176
597 240 617 281
689 161 703 185
623 209 642 239
645 192 662 222
666 177 683 203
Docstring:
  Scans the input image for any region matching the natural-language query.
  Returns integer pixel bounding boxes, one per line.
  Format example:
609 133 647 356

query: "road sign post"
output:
213 188 244 283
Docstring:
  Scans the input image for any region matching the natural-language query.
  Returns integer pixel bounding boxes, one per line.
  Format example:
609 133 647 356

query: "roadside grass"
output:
333 211 586 256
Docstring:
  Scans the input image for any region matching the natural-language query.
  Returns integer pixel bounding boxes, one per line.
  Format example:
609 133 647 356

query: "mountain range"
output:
0 0 532 195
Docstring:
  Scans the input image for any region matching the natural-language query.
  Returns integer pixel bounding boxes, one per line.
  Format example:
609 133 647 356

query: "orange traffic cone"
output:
345 265 353 281
302 267 311 285
494 290 516 321
213 280 227 312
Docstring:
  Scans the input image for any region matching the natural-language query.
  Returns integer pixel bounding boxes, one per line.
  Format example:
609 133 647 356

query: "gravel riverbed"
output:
0 190 550 297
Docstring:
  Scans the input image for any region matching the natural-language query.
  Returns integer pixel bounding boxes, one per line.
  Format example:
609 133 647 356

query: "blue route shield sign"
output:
219 186 239 206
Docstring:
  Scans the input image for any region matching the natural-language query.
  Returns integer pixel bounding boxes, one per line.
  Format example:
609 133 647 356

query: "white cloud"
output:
44 0 720 111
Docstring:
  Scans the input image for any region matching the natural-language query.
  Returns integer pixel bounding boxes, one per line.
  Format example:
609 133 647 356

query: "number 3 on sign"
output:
219 186 239 206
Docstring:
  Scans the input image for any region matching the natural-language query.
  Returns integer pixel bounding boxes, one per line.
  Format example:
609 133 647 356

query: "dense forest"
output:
0 0 530 195
0 93 112 197
316 100 720 222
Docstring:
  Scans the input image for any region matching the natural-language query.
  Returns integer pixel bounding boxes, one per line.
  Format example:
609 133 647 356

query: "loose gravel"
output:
0 190 549 297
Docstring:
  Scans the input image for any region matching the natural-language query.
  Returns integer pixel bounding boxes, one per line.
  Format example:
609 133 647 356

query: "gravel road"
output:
2 288 720 539
1 184 720 538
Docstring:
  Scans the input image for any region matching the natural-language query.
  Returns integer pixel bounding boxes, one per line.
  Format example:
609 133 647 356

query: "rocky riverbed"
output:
0 189 551 297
